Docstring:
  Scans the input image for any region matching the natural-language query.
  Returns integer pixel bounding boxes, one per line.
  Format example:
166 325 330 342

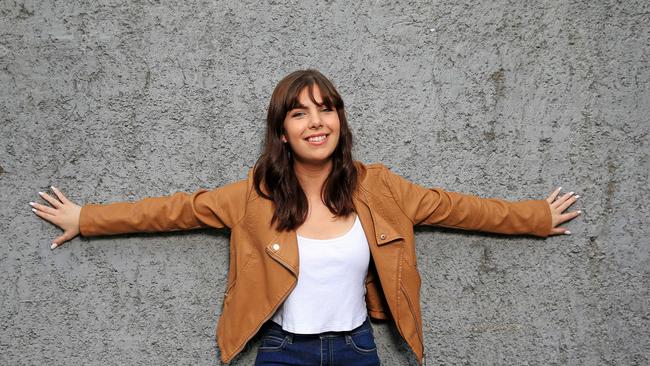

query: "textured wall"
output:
2 0 648 365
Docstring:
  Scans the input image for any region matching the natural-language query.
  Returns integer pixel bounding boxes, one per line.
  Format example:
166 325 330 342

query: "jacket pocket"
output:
223 251 257 309
225 251 256 296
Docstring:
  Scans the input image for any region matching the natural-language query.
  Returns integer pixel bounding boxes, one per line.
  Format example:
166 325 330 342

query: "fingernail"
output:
32 208 36 212
577 210 582 214
38 191 44 196
558 186 562 191
575 195 580 198
564 230 571 235
51 186 56 191
29 202 35 206
569 191 574 195
51 243 57 249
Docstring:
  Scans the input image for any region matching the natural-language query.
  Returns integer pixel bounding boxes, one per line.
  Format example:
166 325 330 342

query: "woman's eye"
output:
292 112 304 117
322 107 333 112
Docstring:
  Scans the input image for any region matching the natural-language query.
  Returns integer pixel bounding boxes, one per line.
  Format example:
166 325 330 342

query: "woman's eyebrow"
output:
292 103 307 109
290 101 327 110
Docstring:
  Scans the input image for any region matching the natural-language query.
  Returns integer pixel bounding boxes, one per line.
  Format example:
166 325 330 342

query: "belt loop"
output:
286 333 294 344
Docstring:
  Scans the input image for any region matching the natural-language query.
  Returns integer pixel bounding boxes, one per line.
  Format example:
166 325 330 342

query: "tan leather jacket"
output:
79 161 552 365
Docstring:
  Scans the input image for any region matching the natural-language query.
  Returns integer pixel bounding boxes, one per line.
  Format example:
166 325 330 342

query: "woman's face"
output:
282 85 340 166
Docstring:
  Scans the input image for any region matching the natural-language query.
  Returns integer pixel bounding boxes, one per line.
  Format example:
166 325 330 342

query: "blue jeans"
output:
254 317 381 365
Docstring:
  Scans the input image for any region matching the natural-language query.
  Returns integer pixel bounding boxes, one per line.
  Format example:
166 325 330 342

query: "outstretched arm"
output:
382 166 581 237
31 180 248 249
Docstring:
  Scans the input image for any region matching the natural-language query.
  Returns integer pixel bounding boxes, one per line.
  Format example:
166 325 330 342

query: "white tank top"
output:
271 215 371 333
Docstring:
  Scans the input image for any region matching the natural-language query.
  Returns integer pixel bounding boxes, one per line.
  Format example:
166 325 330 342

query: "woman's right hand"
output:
30 186 82 249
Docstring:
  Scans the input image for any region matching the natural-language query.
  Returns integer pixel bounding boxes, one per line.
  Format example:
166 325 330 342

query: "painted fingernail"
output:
577 210 582 214
568 191 574 195
32 208 36 213
51 186 56 191
575 195 580 198
38 191 44 196
29 202 35 206
564 230 571 235
558 187 562 191
51 243 57 249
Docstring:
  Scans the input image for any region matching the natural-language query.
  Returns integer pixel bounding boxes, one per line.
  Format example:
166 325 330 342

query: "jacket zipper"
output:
400 283 425 365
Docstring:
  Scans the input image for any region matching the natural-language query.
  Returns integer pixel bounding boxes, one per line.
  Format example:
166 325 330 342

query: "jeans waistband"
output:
261 317 371 339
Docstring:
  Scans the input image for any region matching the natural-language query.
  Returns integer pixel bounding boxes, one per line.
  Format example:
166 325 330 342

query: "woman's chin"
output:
293 155 335 167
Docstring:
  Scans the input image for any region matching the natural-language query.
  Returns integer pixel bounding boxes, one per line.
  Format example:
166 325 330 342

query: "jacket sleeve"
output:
78 179 248 237
381 166 552 237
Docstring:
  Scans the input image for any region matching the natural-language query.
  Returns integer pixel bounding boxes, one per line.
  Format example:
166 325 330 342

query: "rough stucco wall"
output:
1 0 648 365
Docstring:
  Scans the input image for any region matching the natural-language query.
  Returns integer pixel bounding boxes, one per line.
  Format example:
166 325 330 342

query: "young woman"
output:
31 69 581 366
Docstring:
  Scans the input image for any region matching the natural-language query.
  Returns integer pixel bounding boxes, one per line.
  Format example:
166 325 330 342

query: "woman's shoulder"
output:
353 160 394 188
353 161 419 193
353 160 390 173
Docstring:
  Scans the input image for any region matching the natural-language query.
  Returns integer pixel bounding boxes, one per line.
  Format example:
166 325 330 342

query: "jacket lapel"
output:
265 229 299 276
247 169 300 277
354 174 403 327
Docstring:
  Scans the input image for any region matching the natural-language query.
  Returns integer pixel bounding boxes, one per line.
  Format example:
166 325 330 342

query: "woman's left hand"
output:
545 187 581 236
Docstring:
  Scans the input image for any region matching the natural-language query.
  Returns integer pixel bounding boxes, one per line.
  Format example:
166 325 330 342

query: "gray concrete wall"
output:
2 0 648 365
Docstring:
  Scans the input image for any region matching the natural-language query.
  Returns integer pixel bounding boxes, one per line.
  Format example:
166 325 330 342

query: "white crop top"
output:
270 215 371 333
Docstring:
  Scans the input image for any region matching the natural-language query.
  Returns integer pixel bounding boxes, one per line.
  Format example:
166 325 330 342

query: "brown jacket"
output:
79 161 552 365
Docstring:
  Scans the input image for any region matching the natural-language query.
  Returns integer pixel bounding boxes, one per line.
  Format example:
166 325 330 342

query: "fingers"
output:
549 227 571 236
51 186 71 205
546 187 562 204
554 210 581 226
31 204 57 223
556 193 579 212
37 189 63 209
32 186 75 250
52 232 72 249
29 201 57 216
550 190 578 210
564 210 582 221
31 205 65 246
547 186 582 237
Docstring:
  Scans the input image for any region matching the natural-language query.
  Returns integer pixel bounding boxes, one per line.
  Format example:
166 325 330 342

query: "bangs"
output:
284 78 342 112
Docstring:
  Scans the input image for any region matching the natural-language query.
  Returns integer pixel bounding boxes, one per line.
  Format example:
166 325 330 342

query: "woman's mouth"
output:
305 134 328 145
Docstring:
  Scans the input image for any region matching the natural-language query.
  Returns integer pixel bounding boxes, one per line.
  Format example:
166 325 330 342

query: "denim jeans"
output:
254 317 381 365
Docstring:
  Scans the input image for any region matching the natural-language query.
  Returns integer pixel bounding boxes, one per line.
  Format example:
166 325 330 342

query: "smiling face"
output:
281 85 341 167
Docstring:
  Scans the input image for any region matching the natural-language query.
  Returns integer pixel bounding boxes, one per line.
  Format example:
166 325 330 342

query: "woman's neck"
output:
293 159 332 198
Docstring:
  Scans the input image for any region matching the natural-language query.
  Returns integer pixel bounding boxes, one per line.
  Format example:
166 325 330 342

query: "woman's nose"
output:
308 114 322 128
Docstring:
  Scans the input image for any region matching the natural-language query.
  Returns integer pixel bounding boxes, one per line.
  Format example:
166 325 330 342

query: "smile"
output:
305 134 329 145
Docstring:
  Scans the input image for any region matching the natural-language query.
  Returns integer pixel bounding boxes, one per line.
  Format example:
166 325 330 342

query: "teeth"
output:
307 135 327 142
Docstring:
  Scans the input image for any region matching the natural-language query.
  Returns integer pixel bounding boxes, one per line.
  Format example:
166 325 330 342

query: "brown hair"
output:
253 69 357 231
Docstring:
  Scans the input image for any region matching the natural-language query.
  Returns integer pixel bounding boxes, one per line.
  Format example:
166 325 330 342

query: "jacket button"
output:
272 243 280 251
379 234 386 240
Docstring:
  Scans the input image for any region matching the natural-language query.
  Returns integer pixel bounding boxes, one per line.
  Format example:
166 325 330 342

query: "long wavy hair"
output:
253 69 358 231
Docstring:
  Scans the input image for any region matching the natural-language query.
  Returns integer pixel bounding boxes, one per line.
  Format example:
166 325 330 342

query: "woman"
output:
30 69 581 365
